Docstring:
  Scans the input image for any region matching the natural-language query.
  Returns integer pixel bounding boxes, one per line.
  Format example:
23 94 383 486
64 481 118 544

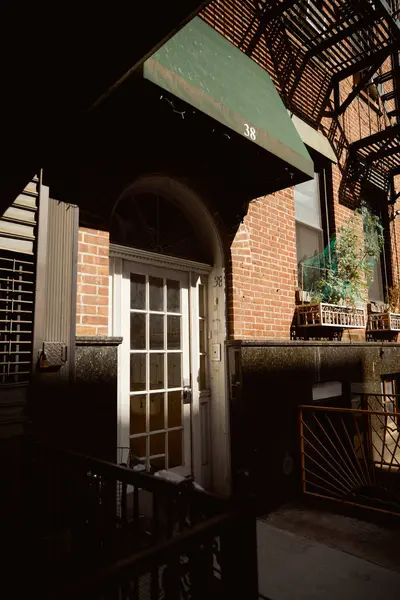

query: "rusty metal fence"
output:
299 404 400 516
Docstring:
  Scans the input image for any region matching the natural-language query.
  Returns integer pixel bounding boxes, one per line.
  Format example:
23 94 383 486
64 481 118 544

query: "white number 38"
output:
244 123 257 141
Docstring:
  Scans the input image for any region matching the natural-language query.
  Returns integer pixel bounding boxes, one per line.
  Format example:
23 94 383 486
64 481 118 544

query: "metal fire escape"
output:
201 0 400 202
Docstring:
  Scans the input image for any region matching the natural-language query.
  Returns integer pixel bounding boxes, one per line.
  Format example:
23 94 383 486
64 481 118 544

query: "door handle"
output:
183 386 192 405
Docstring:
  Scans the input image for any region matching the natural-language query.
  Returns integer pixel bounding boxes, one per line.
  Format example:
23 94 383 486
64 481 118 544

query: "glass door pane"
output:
128 264 190 474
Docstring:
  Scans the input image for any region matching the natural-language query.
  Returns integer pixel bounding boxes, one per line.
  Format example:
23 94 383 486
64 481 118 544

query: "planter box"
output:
296 303 366 329
367 312 400 332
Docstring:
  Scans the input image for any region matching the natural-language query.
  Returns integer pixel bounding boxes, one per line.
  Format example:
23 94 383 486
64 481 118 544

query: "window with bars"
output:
0 251 35 385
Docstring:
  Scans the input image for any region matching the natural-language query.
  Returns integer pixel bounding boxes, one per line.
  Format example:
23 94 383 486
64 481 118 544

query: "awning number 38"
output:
244 123 257 141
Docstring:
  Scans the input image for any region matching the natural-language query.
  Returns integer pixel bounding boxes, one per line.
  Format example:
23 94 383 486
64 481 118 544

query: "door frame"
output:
109 243 212 485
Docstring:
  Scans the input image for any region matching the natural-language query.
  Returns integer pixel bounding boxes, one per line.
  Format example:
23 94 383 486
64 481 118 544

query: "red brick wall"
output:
228 73 397 341
76 228 110 336
228 190 297 340
391 174 400 288
72 23 398 345
202 1 399 341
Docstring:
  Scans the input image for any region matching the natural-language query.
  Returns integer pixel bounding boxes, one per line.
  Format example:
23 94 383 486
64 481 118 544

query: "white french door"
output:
122 261 192 475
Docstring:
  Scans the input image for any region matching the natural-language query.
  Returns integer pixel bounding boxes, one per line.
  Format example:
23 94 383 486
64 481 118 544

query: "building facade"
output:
1 0 399 506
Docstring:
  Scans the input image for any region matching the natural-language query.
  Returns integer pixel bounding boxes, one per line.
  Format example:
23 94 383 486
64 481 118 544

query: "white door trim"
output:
110 243 212 275
110 250 213 488
108 174 230 496
115 256 200 476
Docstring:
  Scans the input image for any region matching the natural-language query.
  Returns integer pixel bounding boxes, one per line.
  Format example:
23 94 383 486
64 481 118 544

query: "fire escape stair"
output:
252 1 400 198
350 43 400 196
201 0 400 199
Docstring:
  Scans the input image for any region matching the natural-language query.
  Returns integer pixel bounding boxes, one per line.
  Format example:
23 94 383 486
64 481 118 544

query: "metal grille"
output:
299 404 400 516
0 250 35 384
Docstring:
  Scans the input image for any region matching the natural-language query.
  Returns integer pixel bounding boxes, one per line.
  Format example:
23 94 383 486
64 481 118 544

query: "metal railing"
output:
299 404 400 516
20 440 258 599
389 0 400 20
54 508 258 600
367 311 400 332
356 392 400 417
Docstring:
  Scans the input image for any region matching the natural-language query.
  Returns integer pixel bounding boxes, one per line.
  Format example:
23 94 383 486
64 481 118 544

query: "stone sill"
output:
228 340 400 348
76 336 123 347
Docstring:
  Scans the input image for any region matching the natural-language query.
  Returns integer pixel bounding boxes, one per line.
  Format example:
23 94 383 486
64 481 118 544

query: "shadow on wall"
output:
28 337 122 462
228 340 400 514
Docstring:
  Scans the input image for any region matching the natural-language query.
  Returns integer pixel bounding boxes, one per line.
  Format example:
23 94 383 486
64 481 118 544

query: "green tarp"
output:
143 17 313 180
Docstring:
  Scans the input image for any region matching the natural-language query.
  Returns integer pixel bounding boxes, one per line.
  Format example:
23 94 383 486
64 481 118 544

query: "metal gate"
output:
299 402 400 516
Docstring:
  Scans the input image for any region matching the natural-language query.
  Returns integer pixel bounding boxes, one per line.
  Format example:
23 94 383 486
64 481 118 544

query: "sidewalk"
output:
257 519 400 600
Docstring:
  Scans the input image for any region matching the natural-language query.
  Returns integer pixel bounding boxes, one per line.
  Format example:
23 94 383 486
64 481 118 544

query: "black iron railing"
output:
19 440 258 599
54 508 257 600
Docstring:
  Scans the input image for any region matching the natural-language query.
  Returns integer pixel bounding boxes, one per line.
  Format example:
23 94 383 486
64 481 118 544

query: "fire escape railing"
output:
201 0 400 200
389 0 400 21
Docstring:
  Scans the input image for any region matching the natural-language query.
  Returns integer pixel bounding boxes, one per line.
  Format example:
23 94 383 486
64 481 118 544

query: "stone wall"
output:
229 340 400 510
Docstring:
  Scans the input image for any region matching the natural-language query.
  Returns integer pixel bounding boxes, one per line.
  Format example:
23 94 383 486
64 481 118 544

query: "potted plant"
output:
297 206 383 329
367 282 400 333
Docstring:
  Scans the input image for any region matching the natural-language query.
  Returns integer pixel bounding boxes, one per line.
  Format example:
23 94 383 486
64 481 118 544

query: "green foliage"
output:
306 205 384 306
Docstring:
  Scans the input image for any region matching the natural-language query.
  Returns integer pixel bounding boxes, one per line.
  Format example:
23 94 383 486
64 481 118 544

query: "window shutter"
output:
0 177 38 386
33 193 79 381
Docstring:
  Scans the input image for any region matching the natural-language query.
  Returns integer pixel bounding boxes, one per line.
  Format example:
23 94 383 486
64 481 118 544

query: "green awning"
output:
143 17 313 181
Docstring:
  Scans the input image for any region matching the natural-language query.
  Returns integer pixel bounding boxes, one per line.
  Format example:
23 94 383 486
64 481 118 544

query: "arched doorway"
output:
109 175 229 494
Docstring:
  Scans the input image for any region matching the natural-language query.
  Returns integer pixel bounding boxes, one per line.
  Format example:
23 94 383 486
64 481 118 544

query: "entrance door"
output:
123 261 191 475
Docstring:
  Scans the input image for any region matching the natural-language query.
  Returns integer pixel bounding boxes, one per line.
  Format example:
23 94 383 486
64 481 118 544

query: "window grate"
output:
0 251 35 384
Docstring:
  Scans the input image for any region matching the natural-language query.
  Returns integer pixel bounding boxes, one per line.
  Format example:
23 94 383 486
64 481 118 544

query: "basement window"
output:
381 375 399 413
312 381 342 404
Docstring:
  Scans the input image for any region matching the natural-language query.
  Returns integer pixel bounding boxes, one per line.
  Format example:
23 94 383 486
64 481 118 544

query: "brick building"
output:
1 0 400 506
